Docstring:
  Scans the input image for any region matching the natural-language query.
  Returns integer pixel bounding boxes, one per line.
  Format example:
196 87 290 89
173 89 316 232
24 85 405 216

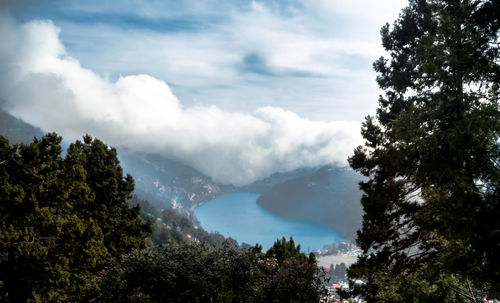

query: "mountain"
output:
0 108 233 220
0 108 363 239
118 150 234 219
0 108 44 144
130 195 237 247
239 166 320 193
256 165 363 240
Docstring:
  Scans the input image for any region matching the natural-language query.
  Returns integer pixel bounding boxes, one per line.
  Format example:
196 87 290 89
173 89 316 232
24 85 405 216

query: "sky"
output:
0 0 407 185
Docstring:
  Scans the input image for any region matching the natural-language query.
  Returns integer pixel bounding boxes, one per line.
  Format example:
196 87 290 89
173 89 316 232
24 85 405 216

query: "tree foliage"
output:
0 133 327 302
346 0 500 301
130 194 239 247
98 237 325 303
0 133 151 302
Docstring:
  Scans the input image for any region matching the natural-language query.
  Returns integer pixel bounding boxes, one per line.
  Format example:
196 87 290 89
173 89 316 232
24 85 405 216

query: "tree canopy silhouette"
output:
0 133 152 301
345 0 500 301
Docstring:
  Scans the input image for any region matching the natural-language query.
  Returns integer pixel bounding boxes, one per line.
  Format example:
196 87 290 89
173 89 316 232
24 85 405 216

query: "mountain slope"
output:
0 107 363 238
130 195 237 247
119 150 234 219
0 108 232 219
0 109 44 144
239 166 320 193
257 166 363 240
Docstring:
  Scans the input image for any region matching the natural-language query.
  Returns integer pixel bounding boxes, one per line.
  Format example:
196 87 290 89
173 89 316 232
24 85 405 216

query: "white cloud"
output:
33 0 407 121
0 13 362 185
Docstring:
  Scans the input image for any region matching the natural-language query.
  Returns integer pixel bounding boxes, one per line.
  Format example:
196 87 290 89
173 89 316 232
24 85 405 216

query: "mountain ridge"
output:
0 107 363 238
0 107 232 220
256 165 363 240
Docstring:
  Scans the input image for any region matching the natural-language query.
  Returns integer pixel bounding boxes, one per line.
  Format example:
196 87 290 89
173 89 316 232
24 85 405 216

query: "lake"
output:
194 192 343 251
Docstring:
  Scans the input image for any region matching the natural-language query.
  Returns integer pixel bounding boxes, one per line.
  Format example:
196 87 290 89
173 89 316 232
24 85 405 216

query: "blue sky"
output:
6 0 406 120
0 0 407 184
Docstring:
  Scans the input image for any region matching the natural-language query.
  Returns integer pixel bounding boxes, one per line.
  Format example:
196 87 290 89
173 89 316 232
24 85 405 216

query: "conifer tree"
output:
345 0 500 301
66 135 152 257
0 133 151 301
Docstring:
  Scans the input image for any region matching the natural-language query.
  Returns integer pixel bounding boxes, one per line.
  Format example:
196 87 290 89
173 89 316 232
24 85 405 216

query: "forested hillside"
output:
0 133 327 302
130 195 238 247
240 166 320 193
0 108 232 220
257 166 363 240
120 150 234 219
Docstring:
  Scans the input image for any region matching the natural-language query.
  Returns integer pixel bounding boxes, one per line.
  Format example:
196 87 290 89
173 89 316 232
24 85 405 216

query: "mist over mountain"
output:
239 166 320 193
0 107 363 238
119 150 234 219
0 13 362 186
257 165 363 240
0 108 232 217
0 104 43 144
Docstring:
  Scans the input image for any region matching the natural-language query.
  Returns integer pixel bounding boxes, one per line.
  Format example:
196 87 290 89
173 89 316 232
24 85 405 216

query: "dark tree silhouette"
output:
345 0 500 301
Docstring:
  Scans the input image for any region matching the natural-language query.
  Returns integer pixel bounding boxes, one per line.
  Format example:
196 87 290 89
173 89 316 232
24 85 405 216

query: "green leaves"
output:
0 133 151 302
98 238 325 303
346 0 500 301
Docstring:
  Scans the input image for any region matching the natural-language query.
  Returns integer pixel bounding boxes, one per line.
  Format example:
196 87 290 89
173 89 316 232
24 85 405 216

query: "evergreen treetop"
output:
346 0 500 301
0 133 152 302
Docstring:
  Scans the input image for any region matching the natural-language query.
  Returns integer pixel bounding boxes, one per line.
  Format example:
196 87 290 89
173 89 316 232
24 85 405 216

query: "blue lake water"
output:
195 192 343 251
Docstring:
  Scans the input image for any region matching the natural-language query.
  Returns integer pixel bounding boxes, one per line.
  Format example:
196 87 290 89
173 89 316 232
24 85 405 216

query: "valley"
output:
195 192 343 251
0 108 364 251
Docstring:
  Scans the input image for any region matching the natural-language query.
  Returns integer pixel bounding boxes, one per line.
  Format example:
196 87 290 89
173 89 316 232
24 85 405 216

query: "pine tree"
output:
345 0 500 301
66 135 152 257
0 133 151 301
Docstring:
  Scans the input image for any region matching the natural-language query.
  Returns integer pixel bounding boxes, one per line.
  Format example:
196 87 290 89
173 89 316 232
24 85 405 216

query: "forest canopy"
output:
345 0 500 301
0 133 152 301
0 134 326 302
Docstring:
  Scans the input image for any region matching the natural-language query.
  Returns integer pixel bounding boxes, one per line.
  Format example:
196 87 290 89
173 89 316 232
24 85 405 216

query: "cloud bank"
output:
5 0 407 122
0 13 362 186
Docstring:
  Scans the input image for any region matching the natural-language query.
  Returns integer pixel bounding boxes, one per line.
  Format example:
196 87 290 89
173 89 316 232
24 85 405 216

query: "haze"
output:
0 0 406 185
